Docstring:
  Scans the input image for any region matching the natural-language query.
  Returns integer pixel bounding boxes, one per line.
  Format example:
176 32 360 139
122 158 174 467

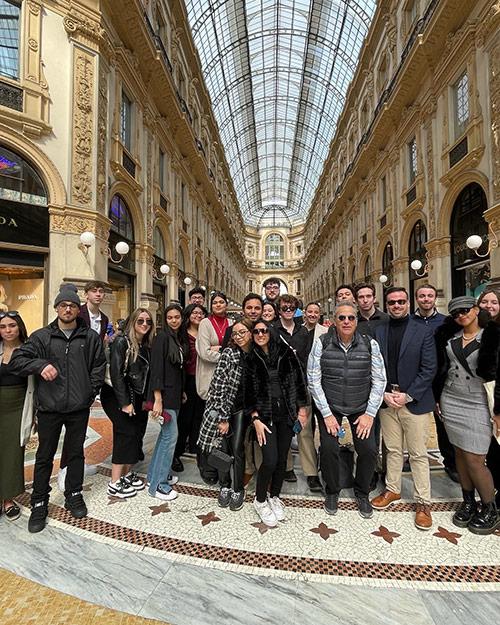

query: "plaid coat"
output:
197 347 244 453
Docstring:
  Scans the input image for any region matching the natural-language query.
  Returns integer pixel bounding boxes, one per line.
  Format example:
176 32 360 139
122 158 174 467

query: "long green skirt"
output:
0 385 26 500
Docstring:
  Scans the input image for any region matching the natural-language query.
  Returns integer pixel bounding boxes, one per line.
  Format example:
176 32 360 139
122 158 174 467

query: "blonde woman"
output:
101 308 155 498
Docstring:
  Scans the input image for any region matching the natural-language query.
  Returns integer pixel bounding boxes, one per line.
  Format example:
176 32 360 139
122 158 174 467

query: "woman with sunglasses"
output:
246 320 309 526
0 311 33 520
101 308 155 498
147 304 184 501
476 287 500 515
173 303 207 472
198 318 253 511
435 296 499 533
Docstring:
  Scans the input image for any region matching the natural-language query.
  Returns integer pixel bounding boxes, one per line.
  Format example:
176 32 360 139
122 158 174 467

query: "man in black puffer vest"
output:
308 302 386 519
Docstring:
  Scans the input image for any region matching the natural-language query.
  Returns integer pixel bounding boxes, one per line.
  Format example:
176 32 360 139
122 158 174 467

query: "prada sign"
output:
0 199 49 248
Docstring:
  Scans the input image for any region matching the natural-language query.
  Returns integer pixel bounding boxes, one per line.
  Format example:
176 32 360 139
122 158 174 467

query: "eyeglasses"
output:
232 330 249 338
337 315 356 322
191 311 204 316
136 318 153 326
386 299 407 306
266 285 280 290
58 303 79 310
451 307 472 319
252 328 269 335
0 311 19 319
280 305 296 312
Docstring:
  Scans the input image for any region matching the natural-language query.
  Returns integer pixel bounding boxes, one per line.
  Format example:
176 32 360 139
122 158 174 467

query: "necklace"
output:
462 332 478 341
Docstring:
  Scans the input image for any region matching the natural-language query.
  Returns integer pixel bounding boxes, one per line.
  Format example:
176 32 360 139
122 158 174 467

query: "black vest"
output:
319 331 372 416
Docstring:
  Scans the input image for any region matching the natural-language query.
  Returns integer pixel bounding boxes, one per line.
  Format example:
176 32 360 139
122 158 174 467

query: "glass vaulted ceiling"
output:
184 0 376 228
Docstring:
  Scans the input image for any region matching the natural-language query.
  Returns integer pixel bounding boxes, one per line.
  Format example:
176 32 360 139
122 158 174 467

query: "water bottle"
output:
338 427 345 439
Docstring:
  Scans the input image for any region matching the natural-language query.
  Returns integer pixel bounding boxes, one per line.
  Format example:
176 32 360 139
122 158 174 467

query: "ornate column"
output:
426 237 452 305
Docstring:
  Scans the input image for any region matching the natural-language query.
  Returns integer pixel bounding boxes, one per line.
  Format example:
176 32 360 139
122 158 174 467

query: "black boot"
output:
468 501 500 535
28 500 48 533
452 490 477 528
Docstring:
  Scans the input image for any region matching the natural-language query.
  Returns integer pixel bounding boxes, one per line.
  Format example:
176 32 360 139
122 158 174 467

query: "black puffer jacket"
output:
9 318 106 413
108 335 150 407
245 336 309 424
148 329 184 410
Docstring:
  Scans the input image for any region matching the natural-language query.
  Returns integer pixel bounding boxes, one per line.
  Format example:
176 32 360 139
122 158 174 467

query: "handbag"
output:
207 436 234 473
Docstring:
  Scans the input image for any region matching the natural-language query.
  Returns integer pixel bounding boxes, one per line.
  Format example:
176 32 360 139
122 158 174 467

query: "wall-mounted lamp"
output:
379 274 392 287
410 252 429 278
466 224 498 258
78 231 96 256
152 263 170 281
184 276 192 286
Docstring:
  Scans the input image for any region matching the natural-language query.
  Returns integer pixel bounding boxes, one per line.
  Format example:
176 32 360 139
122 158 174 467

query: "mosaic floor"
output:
2 406 500 625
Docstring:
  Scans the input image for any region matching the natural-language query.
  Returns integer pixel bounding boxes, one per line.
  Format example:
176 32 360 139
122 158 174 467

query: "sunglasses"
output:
386 299 407 306
136 318 153 326
337 315 356 322
252 328 269 335
232 330 249 338
0 311 19 319
451 307 472 319
280 305 296 312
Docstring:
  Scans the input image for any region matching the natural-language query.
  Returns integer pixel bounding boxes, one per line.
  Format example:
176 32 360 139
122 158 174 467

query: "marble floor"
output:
1 407 500 625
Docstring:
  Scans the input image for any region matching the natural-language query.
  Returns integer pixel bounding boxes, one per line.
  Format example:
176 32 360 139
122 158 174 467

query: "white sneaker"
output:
107 477 137 498
57 466 67 492
167 475 179 486
150 488 178 501
253 498 278 527
268 496 286 521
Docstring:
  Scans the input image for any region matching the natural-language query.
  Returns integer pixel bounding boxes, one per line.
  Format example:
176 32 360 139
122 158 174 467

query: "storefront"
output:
0 145 48 333
152 226 168 328
108 194 135 323
450 183 489 297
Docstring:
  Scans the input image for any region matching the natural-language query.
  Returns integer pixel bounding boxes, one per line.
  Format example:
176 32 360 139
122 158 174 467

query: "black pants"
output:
100 384 148 465
255 400 294 502
32 408 90 504
487 437 500 493
318 412 377 497
228 410 249 492
433 410 456 470
175 375 205 458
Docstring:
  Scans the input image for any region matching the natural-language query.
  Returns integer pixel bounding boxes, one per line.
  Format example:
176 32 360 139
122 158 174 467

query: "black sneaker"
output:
307 476 323 492
28 501 48 533
229 490 245 511
284 469 297 483
123 472 145 491
64 492 88 519
218 487 232 508
324 494 339 515
356 496 373 519
172 457 184 473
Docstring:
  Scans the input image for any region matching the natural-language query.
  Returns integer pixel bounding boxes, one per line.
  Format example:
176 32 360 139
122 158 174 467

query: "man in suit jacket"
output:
371 286 437 531
79 280 110 342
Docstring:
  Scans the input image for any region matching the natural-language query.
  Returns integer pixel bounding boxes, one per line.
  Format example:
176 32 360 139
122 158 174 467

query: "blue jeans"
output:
147 410 178 495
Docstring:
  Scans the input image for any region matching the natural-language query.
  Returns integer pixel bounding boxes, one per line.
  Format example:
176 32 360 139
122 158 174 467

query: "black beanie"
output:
54 283 81 308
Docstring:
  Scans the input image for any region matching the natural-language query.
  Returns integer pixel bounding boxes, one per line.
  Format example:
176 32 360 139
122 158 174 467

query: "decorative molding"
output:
476 1 500 48
49 208 110 240
490 43 500 200
96 60 108 213
71 48 94 206
64 6 105 50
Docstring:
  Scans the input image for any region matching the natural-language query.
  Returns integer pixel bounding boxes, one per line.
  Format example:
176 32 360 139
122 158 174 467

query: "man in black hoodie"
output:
10 284 106 533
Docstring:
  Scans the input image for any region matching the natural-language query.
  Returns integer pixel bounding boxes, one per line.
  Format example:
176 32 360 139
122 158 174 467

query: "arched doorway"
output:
153 226 168 328
381 242 393 311
0 145 48 332
450 183 489 297
108 194 135 321
408 220 427 310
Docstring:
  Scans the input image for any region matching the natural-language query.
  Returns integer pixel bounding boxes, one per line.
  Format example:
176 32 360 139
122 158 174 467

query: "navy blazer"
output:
375 317 437 414
78 304 109 342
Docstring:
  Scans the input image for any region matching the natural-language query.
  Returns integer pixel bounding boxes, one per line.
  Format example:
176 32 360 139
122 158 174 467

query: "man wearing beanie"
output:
10 284 106 533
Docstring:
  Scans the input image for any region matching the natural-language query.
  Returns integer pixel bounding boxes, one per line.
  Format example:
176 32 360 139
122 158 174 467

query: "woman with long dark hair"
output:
101 308 155 498
0 311 33 520
173 303 207 472
198 318 253 511
435 296 499 534
147 304 184 501
246 320 309 526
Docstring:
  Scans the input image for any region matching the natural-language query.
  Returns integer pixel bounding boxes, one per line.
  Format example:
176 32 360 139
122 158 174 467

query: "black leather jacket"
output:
109 336 150 407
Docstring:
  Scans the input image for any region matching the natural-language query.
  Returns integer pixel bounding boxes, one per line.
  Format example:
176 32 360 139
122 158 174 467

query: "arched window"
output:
364 257 371 282
0 145 47 206
109 194 134 240
108 195 135 319
154 226 165 260
451 183 489 296
265 233 284 268
408 220 427 308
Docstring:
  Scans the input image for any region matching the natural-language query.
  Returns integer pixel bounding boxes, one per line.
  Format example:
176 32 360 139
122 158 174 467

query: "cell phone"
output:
337 427 345 439
293 420 303 434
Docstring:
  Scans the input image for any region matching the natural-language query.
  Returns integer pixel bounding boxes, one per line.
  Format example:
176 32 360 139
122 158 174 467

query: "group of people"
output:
1 276 499 535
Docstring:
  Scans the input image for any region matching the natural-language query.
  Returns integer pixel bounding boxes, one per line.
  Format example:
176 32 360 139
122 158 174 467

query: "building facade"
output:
0 0 247 332
302 0 500 312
